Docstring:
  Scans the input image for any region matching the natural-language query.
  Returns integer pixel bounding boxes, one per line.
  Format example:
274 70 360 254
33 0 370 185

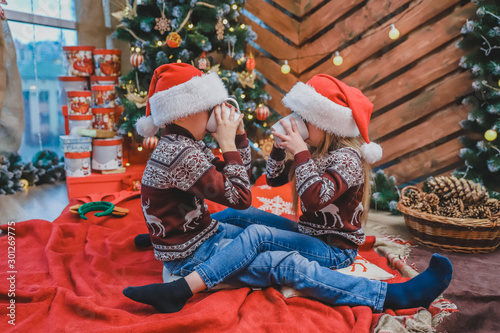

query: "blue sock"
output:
384 254 453 310
134 233 152 248
123 278 193 313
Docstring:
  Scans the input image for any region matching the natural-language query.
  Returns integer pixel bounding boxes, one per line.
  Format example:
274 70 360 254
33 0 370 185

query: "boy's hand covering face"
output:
211 103 244 152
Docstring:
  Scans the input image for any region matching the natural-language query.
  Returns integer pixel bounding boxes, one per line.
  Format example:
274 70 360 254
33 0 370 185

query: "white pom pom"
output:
361 142 383 164
136 116 159 137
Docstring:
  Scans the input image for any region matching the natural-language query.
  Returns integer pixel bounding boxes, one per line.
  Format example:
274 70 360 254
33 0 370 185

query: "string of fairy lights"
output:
280 24 401 74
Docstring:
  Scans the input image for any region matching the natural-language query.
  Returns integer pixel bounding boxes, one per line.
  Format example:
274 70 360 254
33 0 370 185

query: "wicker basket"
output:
397 186 500 253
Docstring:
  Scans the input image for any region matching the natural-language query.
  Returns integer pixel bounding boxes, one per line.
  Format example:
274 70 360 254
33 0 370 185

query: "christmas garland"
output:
0 150 65 195
456 0 500 192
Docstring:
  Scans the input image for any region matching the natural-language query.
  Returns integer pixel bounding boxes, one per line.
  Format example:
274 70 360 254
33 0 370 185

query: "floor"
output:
1 182 498 332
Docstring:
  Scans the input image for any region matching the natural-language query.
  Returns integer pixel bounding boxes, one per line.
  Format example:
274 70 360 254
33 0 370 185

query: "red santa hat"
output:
282 74 383 164
135 63 228 137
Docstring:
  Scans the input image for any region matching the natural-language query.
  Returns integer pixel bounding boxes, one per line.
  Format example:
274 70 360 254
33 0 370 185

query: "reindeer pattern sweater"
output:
266 146 365 249
141 124 252 261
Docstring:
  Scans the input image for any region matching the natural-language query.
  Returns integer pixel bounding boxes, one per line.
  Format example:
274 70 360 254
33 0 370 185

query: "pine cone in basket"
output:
425 176 489 205
463 205 492 219
486 198 500 215
437 198 465 218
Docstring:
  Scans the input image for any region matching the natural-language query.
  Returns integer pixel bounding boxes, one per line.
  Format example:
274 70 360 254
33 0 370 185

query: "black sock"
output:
123 278 193 313
384 253 453 310
134 233 152 248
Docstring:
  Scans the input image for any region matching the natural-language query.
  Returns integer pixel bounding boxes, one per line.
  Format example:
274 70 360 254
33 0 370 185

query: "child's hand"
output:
212 103 244 153
272 117 308 155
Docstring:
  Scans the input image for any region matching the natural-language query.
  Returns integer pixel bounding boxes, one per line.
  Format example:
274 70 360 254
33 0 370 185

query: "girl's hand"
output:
272 117 308 155
211 103 244 153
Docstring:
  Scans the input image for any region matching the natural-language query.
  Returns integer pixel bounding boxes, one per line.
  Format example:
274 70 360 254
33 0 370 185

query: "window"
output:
4 0 77 160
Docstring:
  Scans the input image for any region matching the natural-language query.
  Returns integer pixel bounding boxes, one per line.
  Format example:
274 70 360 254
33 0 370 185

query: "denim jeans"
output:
164 219 387 311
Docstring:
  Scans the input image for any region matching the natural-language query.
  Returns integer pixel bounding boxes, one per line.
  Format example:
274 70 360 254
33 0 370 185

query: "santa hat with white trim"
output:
282 74 383 164
135 63 229 137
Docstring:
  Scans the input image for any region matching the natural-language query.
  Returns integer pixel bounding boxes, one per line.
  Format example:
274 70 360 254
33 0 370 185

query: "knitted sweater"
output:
141 124 252 261
266 146 365 249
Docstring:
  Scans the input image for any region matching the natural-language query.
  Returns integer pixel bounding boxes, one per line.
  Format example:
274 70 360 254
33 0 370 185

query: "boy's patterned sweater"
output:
141 124 252 261
266 146 365 249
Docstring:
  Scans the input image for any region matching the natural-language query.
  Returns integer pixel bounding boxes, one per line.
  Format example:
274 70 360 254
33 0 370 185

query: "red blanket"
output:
0 184 411 332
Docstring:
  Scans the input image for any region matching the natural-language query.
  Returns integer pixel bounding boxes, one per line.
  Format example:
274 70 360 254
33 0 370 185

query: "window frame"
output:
3 8 76 30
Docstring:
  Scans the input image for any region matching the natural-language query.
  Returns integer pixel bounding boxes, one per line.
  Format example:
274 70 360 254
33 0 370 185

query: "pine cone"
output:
463 205 491 219
438 198 465 218
426 176 489 205
485 199 500 215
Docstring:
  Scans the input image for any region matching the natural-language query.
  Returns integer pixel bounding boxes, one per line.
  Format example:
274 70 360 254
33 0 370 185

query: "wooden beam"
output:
298 0 411 73
343 2 475 90
365 41 464 113
264 84 289 117
250 46 300 93
384 138 463 184
272 0 302 17
299 0 324 16
376 104 469 166
301 0 461 81
241 15 300 73
369 71 472 141
299 0 364 44
245 0 300 45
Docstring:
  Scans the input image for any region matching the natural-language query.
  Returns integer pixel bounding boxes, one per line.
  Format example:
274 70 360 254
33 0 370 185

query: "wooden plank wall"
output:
243 0 476 185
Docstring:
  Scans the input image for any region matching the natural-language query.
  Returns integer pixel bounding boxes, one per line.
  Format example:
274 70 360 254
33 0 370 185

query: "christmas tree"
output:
457 0 500 193
112 0 278 181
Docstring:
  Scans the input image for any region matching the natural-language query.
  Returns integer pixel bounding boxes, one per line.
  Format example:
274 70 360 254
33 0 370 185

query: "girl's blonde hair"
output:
290 131 372 225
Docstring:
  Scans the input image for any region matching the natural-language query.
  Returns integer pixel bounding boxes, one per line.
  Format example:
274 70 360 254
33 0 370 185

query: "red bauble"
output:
142 136 159 149
255 105 270 121
246 53 255 71
130 53 144 68
166 32 182 48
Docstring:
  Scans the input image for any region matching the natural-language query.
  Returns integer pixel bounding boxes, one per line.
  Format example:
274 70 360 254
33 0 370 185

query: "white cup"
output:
206 98 241 133
271 113 309 145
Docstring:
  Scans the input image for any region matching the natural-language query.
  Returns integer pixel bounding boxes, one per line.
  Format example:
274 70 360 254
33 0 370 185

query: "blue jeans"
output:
164 220 387 311
211 206 299 232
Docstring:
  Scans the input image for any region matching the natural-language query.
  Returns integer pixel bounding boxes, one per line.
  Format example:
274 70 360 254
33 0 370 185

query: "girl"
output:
125 74 453 314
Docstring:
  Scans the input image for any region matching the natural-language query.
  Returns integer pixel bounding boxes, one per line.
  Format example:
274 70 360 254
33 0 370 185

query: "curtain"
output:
0 19 24 153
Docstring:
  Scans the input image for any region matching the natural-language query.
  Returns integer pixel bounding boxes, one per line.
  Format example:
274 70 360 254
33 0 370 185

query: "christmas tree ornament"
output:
155 2 171 35
258 137 274 159
130 52 144 68
216 11 225 40
112 2 137 21
255 105 270 121
0 6 6 21
332 51 343 66
237 71 256 88
246 53 256 72
19 179 29 190
485 129 497 141
198 52 210 70
143 136 159 149
125 86 148 108
389 24 400 40
281 60 291 74
166 32 182 48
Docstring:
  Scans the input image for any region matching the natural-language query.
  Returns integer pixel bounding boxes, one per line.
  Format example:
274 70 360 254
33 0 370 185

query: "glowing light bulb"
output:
137 146 143 152
389 24 400 40
332 51 343 66
485 129 497 141
281 60 291 74
130 46 135 51
248 114 254 119
232 4 238 10
253 143 259 148
222 19 228 25
270 134 274 139
188 23 194 29
177 59 182 63
241 94 246 99
127 132 132 137
136 47 142 53
240 24 246 29
123 117 127 121
125 162 130 166
229 27 234 32
157 41 163 46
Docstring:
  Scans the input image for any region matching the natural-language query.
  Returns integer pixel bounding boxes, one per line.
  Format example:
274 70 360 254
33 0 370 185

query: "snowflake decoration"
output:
256 195 294 216
257 185 273 190
155 16 172 35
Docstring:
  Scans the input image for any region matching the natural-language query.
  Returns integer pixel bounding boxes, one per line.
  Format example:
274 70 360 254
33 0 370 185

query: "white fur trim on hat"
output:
136 115 159 137
282 82 360 137
361 142 383 164
149 71 228 127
